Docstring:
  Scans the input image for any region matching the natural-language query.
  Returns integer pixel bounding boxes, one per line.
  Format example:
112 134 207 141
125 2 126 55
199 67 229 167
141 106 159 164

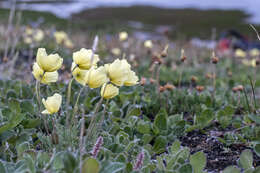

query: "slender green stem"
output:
85 83 107 143
97 99 109 132
36 80 49 135
248 76 257 111
156 64 161 95
71 87 85 127
35 81 41 108
243 88 251 113
66 78 74 127
178 66 183 88
79 113 85 173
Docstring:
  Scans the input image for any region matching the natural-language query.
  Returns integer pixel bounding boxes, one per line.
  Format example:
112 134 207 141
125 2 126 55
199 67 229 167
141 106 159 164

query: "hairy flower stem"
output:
97 99 109 134
86 83 107 143
35 81 41 108
248 76 257 112
178 66 183 88
86 96 104 143
65 78 74 127
243 88 251 113
156 64 161 98
79 113 85 173
35 80 49 135
71 86 85 126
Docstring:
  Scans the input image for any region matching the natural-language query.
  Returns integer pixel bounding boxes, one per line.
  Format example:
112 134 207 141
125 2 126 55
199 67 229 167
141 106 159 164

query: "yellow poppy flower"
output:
249 48 260 57
85 66 109 88
71 62 88 86
144 40 153 49
124 70 139 86
64 39 74 49
36 48 63 72
54 31 68 44
100 83 119 99
242 59 251 66
111 48 121 56
106 59 131 86
119 31 128 41
33 29 44 42
25 27 33 35
251 59 257 67
73 48 99 70
32 62 58 84
24 37 33 44
42 93 62 114
235 49 246 58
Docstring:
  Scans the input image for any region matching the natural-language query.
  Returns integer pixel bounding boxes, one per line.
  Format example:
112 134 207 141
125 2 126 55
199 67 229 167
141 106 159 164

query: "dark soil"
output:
179 130 260 172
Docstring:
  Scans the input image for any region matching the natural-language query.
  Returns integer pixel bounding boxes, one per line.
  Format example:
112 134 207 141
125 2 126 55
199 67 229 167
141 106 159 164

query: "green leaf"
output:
154 109 168 131
195 109 214 129
126 105 141 117
100 161 125 173
248 114 260 124
20 100 35 114
222 166 240 173
179 164 192 173
0 113 25 134
82 158 100 173
152 136 167 154
23 154 36 173
17 142 30 159
0 161 6 173
22 119 41 129
253 166 260 173
142 134 153 145
8 98 21 114
254 144 260 157
137 120 151 134
216 106 234 128
190 151 206 173
239 149 253 170
170 140 181 154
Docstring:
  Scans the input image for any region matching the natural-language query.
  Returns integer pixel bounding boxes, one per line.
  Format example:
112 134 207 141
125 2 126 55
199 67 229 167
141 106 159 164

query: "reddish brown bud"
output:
159 86 165 92
164 83 175 91
149 78 156 84
191 76 198 83
140 77 147 86
196 85 205 92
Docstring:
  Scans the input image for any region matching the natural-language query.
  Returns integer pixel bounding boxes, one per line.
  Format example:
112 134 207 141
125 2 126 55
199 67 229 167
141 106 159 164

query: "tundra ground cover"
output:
0 7 260 173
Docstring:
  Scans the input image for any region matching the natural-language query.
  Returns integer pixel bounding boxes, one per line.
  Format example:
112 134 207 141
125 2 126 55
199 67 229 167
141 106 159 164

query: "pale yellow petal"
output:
86 66 109 88
101 84 119 99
